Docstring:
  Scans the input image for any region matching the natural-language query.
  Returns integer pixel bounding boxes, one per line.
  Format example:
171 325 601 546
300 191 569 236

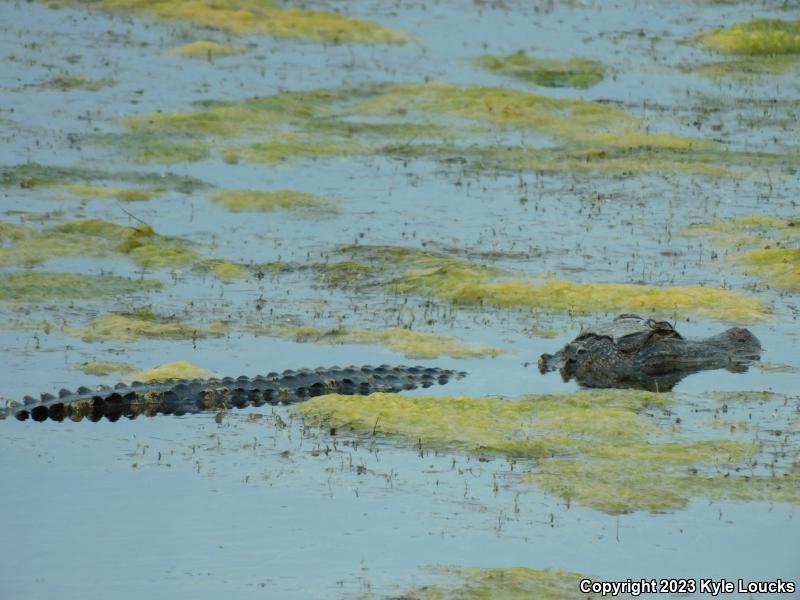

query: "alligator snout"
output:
724 327 761 349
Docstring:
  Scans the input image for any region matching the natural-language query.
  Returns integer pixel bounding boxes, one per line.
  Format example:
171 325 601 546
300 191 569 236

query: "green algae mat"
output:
297 390 799 514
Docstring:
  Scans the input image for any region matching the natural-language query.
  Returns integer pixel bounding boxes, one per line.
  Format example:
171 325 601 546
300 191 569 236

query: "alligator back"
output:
2 365 465 423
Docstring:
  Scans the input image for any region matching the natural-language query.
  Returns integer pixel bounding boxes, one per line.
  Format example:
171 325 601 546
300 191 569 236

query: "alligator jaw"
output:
637 330 762 376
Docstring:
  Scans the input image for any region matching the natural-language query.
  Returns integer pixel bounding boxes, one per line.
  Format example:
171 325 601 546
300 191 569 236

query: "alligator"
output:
538 314 762 391
1 315 762 421
1 365 463 423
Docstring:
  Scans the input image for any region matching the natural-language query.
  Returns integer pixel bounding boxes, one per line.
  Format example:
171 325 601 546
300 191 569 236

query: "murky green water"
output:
1 0 798 598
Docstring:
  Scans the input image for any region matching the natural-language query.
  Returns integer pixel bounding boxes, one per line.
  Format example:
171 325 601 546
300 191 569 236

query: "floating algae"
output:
51 0 411 44
314 260 375 286
476 51 605 88
298 391 797 513
0 271 162 302
685 215 795 237
691 19 800 56
330 244 769 322
59 183 158 202
378 566 600 600
527 460 799 514
685 216 800 291
737 246 800 291
355 83 632 142
36 74 116 91
690 55 800 78
64 311 228 342
704 390 785 403
299 390 673 460
237 139 366 164
125 360 213 382
0 218 199 268
56 219 199 268
167 40 248 58
0 162 206 194
196 260 253 282
383 140 800 178
0 222 33 242
262 325 505 359
111 83 798 177
77 361 136 376
689 19 800 77
212 189 336 213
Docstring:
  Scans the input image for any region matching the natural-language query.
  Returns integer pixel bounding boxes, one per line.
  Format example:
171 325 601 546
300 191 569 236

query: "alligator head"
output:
538 314 762 392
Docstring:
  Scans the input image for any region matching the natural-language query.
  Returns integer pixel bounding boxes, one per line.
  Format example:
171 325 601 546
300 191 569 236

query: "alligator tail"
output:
2 365 466 423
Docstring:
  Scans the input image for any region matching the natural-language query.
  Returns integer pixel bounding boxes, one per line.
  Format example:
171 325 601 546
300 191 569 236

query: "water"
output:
0 0 798 597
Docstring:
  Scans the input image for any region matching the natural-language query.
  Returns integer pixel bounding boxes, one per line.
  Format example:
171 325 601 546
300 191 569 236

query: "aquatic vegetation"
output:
64 311 228 342
198 260 252 282
476 51 605 88
704 390 785 403
303 119 457 140
212 189 335 213
263 325 505 359
123 107 268 137
238 139 366 163
299 390 672 459
314 260 375 286
167 40 248 58
77 361 135 376
128 138 210 164
59 183 158 202
56 0 411 44
737 246 800 291
692 19 800 55
690 55 800 78
689 19 800 77
528 459 798 514
298 390 794 513
37 74 116 91
0 226 110 267
0 218 202 268
55 219 199 268
0 162 206 194
126 360 214 382
0 222 33 242
356 83 633 142
113 83 796 177
384 566 598 600
685 216 800 290
334 244 769 322
384 141 800 178
0 271 162 301
685 215 794 236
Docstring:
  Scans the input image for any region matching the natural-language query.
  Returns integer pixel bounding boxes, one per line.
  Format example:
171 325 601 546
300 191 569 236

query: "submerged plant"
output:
212 189 336 213
125 360 214 382
0 271 162 301
689 19 800 77
476 51 605 88
685 216 800 290
298 391 798 513
64 311 228 342
692 19 800 56
167 40 248 58
382 567 600 600
327 244 768 322
261 325 505 359
51 0 411 43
